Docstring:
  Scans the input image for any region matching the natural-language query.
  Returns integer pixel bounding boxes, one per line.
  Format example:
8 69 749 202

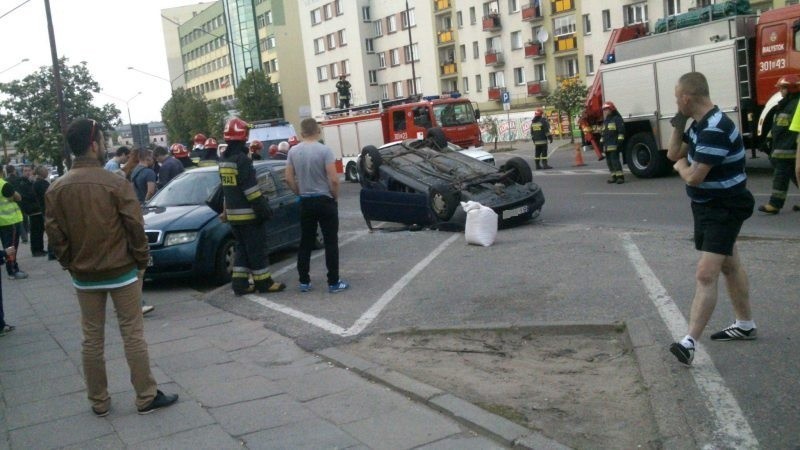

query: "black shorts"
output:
691 190 754 256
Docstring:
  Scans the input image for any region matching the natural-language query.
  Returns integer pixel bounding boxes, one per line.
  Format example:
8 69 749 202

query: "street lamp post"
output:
0 58 29 75
125 92 143 126
127 67 186 90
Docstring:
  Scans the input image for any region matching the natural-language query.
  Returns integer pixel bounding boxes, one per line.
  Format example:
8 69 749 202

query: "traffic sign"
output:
501 91 510 104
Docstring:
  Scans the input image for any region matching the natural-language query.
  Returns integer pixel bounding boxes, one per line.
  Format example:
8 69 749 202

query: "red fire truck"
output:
584 4 800 178
320 94 484 180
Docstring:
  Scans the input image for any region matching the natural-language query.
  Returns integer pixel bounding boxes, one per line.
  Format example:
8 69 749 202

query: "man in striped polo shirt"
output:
666 72 756 366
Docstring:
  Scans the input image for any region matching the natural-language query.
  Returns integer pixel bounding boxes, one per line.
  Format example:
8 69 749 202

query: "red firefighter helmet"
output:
775 75 800 93
170 143 188 158
601 101 616 111
193 133 207 145
288 136 299 147
534 108 544 117
223 117 249 142
268 144 279 157
249 140 263 152
204 137 218 149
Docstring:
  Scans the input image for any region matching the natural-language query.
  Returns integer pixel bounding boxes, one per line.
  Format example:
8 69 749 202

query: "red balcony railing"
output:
482 14 501 31
524 42 544 58
488 87 502 101
527 80 547 96
484 50 504 66
521 4 543 21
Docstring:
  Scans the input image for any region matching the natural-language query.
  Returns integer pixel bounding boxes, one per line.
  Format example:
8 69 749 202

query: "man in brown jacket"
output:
45 118 177 417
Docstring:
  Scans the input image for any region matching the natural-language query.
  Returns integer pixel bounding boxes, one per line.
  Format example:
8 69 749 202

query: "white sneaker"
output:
142 305 155 316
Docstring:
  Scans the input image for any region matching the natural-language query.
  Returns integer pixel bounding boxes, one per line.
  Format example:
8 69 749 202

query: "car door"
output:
257 166 300 251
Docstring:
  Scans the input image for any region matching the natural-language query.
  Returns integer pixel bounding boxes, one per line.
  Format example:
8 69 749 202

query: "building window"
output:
510 31 522 50
338 29 347 46
387 15 397 33
369 70 378 85
321 94 331 109
534 63 545 81
624 2 647 25
311 8 322 25
265 35 276 49
602 9 611 31
266 10 273 24
563 57 578 77
317 65 328 81
554 15 576 36
585 55 594 74
314 37 325 54
489 71 505 88
330 62 339 78
401 8 416 28
362 6 371 21
470 6 476 24
514 67 525 85
342 59 350 75
390 48 400 66
583 14 591 35
378 52 386 69
457 11 463 28
381 84 389 99
508 0 519 12
404 43 419 63
460 44 466 62
365 38 374 53
483 1 500 15
327 33 336 49
334 0 343 15
323 3 333 20
462 76 469 93
667 0 681 16
374 20 383 37
476 74 482 92
473 41 480 59
393 81 404 98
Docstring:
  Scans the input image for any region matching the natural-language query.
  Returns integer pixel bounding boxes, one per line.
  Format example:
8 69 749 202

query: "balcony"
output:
524 42 545 58
488 87 503 101
484 50 504 66
527 80 548 96
554 34 577 52
440 62 457 76
434 0 451 12
551 0 574 13
521 4 543 21
437 29 454 45
482 14 501 32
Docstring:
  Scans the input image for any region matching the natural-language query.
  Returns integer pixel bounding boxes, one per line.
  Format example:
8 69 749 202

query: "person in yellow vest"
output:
0 174 27 280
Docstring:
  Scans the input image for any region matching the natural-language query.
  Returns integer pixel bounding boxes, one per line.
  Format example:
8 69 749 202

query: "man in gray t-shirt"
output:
285 119 349 293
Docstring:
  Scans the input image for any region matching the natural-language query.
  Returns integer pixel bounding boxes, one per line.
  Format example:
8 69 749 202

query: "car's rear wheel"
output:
360 145 382 181
429 186 460 221
501 157 533 184
345 161 359 182
212 238 235 285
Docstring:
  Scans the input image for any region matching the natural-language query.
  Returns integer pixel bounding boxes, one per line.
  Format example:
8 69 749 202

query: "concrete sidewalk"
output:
0 250 505 449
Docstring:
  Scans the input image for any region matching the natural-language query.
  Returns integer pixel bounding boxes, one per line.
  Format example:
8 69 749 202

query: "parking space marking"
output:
246 232 459 337
271 231 368 278
620 233 758 448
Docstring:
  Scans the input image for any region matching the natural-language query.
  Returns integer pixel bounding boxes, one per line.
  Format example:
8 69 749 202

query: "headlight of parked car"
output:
163 232 198 247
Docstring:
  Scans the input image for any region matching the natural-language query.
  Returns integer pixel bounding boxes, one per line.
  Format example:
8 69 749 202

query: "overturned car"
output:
358 139 545 229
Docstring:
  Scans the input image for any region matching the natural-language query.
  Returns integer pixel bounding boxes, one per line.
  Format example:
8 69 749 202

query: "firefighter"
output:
249 141 263 160
170 143 196 168
601 101 626 184
760 74 800 214
189 133 206 165
219 117 285 295
198 137 219 167
530 108 553 170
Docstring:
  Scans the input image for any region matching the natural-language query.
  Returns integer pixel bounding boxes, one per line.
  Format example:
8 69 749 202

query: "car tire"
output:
429 185 460 221
360 145 382 181
625 132 669 178
501 156 533 184
345 161 359 182
212 238 235 285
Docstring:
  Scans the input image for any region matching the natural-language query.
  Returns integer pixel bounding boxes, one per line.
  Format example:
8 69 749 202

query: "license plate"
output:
502 205 529 219
147 256 153 267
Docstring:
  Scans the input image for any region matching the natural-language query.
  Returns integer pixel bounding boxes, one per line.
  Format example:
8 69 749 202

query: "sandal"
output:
0 324 16 336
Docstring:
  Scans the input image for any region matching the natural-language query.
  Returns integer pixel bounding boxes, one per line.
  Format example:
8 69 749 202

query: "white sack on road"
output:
462 201 498 247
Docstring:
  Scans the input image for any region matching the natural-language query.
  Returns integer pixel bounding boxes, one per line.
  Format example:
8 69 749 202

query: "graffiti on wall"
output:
480 110 578 143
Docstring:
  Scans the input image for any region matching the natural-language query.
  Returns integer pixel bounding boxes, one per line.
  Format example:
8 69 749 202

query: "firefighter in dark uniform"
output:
170 143 196 169
198 137 220 167
530 108 553 170
601 101 626 184
218 117 285 295
759 74 800 214
189 133 206 165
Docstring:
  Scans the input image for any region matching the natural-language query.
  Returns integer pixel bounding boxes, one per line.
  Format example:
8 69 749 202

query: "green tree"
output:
206 100 229 140
235 70 282 122
0 58 120 170
161 88 211 145
545 78 588 144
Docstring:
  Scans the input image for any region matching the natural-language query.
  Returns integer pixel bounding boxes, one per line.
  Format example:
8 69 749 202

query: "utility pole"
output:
44 0 70 171
405 0 417 96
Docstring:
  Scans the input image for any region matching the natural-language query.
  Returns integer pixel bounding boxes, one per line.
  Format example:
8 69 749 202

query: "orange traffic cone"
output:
573 143 586 167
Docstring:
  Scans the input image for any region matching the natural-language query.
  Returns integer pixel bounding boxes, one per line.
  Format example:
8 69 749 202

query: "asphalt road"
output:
148 140 800 447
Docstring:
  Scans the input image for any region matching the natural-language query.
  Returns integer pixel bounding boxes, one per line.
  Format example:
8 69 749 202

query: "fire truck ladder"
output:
735 37 753 138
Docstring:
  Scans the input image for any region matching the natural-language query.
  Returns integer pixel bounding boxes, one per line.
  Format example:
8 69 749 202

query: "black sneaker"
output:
92 406 110 417
669 342 694 366
710 324 757 341
137 390 179 415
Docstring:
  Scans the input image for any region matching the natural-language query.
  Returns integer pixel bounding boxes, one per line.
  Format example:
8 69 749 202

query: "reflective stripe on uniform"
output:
252 267 271 281
244 185 262 201
771 149 796 159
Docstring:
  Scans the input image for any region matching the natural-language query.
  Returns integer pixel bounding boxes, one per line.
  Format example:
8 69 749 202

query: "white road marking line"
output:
247 231 459 337
583 192 659 195
271 231 367 277
341 233 460 337
620 233 759 449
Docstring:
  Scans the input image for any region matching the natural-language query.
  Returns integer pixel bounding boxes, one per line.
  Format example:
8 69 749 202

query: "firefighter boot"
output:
616 175 625 184
607 174 617 184
255 277 286 294
542 159 553 170
758 204 780 215
232 275 254 296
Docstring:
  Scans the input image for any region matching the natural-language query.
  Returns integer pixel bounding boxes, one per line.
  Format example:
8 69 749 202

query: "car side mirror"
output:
474 109 481 120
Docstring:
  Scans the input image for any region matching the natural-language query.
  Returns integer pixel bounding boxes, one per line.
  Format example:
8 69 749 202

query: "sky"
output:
0 0 199 124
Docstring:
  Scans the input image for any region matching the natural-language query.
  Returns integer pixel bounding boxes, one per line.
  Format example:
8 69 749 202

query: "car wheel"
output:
625 132 668 178
360 145 382 181
345 161 359 182
501 157 533 184
212 238 235 285
314 225 324 250
429 185 460 221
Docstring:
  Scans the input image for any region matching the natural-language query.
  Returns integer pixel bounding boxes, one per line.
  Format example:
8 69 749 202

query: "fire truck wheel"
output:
429 185 460 221
360 145 382 181
625 132 667 178
501 157 533 184
345 161 359 182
